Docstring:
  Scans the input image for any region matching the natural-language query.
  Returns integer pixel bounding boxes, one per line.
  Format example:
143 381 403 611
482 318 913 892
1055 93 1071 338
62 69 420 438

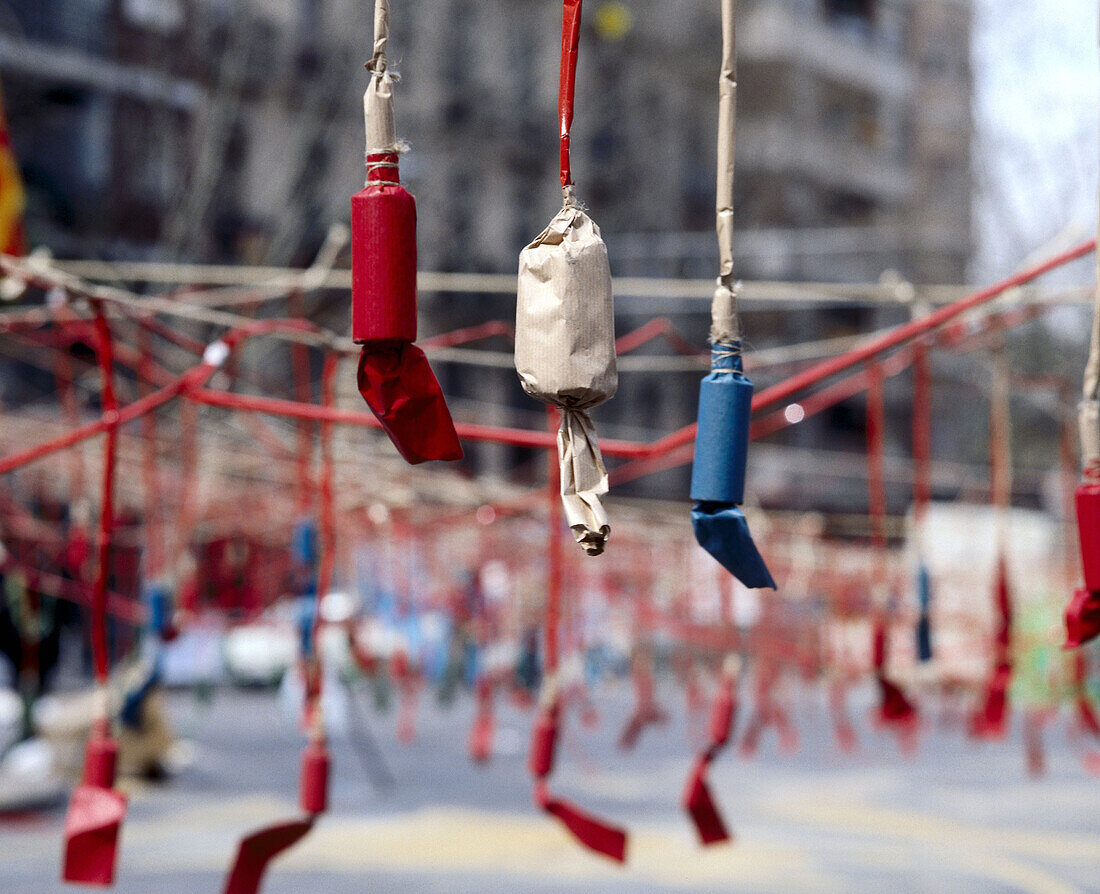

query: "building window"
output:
822 0 876 41
822 0 876 22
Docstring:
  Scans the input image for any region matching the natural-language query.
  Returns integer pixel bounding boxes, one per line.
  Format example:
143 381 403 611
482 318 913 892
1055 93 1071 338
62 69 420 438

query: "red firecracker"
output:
352 2 461 465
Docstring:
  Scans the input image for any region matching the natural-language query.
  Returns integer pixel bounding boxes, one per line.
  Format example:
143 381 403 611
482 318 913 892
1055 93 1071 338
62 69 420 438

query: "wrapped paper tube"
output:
516 200 617 556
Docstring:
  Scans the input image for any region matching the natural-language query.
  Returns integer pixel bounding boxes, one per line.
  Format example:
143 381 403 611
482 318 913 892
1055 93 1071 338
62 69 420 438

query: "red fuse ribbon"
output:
559 0 582 189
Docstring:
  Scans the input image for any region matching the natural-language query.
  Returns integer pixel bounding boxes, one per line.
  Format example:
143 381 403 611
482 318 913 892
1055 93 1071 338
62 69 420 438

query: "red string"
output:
305 353 338 718
912 344 932 518
138 324 163 579
290 291 315 512
316 354 337 634
866 363 886 553
559 0 583 189
52 310 85 498
645 239 1096 460
91 310 118 684
545 407 563 673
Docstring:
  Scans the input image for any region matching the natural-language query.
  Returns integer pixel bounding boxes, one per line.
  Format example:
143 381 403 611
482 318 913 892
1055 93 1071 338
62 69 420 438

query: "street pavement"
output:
1 680 1098 893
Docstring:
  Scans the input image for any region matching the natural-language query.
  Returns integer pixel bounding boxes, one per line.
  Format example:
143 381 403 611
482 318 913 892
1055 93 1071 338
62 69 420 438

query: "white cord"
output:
711 0 739 345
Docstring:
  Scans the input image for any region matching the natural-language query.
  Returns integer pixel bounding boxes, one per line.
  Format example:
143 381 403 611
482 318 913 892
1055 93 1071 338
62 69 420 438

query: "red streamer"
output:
559 0 583 188
681 661 738 846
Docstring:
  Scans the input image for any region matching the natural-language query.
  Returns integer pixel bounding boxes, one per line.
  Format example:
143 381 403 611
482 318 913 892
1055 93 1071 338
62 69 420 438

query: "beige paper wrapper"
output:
516 200 617 556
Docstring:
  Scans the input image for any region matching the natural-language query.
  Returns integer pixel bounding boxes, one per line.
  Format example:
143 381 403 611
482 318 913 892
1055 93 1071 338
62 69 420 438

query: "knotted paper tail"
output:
534 782 628 863
62 721 128 887
1078 696 1100 738
682 664 737 845
969 663 1011 740
557 408 610 556
357 345 463 464
682 756 730 846
875 676 919 727
871 623 918 750
222 737 328 894
616 701 668 752
468 678 495 764
691 503 776 589
222 820 315 894
1066 588 1100 648
529 703 627 862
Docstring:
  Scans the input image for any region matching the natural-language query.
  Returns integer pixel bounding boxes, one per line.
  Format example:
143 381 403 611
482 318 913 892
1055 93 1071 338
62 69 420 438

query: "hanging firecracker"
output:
1066 62 1100 647
61 311 127 887
689 0 775 591
353 0 462 466
971 351 1013 740
222 356 337 894
865 365 918 750
682 655 739 845
1067 323 1100 646
912 344 935 663
515 0 617 558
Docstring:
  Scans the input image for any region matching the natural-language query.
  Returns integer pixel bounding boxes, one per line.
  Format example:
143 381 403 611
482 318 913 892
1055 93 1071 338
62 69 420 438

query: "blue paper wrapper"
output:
916 563 933 662
690 344 775 590
692 502 777 590
146 582 172 638
690 347 752 504
293 518 319 568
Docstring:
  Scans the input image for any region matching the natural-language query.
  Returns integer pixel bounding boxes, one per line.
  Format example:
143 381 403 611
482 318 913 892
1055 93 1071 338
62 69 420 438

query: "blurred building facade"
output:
1 0 975 512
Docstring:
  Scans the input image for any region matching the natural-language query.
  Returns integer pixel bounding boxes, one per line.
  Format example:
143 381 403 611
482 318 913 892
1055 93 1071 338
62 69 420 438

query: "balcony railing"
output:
741 2 916 102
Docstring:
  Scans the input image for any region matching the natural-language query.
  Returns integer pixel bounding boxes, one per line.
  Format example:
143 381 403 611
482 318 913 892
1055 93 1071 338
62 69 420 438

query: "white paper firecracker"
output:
516 195 617 556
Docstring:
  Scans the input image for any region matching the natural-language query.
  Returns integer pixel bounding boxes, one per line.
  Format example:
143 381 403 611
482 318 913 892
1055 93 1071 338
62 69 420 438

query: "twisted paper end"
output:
558 408 610 556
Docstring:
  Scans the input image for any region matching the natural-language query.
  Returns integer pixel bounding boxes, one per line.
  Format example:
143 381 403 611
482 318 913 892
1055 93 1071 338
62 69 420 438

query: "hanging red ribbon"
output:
617 652 667 751
222 354 337 894
559 0 583 188
866 365 918 746
62 308 128 887
681 660 738 845
972 353 1013 739
911 344 933 518
528 408 628 862
468 676 495 764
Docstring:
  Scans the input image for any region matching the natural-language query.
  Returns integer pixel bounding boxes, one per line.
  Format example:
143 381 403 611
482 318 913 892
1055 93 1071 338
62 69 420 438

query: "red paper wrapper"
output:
298 741 330 816
351 174 418 346
1076 482 1100 592
1065 588 1100 648
62 725 128 887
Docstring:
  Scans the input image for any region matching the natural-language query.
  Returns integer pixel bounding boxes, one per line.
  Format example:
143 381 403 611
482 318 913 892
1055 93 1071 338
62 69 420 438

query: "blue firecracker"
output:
916 562 933 662
690 344 776 590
